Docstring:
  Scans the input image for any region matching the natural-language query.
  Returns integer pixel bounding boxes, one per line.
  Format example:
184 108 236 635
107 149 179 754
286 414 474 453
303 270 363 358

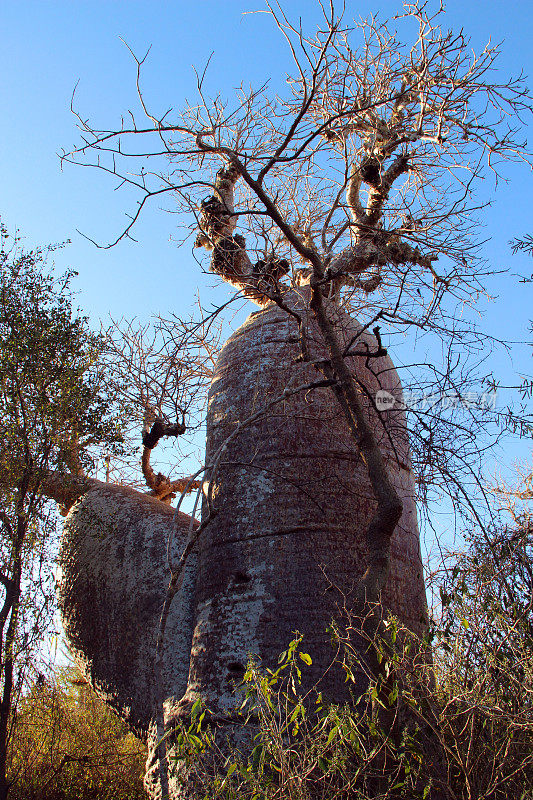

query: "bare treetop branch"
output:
62 1 531 319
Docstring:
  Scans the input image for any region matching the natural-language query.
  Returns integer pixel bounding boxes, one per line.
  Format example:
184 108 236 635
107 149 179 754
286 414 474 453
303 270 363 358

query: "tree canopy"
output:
0 221 123 800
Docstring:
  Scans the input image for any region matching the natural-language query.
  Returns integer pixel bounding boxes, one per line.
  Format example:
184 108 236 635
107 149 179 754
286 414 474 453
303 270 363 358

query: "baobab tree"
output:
62 1 530 513
58 3 532 798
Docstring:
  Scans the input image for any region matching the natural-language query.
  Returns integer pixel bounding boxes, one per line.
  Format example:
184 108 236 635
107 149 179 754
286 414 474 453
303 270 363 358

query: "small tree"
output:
0 222 122 800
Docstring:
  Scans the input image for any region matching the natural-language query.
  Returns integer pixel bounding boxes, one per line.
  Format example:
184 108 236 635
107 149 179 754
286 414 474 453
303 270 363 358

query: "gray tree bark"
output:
58 296 428 799
58 482 197 739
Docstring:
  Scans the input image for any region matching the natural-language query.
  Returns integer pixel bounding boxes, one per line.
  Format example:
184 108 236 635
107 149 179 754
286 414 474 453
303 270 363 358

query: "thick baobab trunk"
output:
58 293 428 800
173 289 427 720
58 482 197 739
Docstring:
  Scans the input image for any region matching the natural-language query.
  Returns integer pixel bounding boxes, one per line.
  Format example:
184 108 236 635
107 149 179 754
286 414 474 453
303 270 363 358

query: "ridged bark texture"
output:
177 291 427 720
58 482 197 739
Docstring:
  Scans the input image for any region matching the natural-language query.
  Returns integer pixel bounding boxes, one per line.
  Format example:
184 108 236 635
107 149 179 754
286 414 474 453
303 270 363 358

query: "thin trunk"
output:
0 560 21 800
0 491 27 800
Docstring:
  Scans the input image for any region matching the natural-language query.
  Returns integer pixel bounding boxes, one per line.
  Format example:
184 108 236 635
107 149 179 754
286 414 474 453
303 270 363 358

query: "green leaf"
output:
388 686 399 705
289 703 304 722
251 744 264 770
326 727 338 746
191 699 202 719
299 652 312 665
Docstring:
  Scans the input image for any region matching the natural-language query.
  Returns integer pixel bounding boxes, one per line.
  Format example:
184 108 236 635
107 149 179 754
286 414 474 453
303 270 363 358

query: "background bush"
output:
8 667 145 800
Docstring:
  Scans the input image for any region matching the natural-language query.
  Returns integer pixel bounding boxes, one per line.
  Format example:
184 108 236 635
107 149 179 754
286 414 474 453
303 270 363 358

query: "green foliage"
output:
7 667 145 800
169 634 437 800
0 221 122 494
429 517 533 797
168 520 533 800
435 518 533 705
0 220 125 686
0 221 126 798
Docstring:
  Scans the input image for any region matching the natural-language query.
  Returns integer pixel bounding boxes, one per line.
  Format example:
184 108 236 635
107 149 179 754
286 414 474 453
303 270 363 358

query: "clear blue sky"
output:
1 0 533 526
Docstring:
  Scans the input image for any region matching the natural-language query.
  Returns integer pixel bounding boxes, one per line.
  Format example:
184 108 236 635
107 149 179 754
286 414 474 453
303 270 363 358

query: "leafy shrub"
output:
167 519 533 799
8 667 145 800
